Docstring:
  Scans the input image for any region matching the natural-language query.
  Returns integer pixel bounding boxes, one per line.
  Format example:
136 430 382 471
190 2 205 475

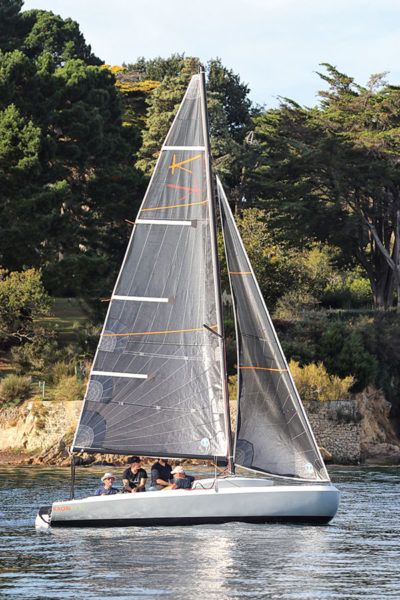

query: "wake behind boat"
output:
36 69 339 528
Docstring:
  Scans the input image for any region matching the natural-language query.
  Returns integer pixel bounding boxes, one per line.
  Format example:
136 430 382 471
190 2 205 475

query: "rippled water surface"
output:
0 466 399 599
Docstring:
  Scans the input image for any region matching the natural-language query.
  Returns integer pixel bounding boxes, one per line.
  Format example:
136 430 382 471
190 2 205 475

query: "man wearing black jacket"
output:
150 458 173 490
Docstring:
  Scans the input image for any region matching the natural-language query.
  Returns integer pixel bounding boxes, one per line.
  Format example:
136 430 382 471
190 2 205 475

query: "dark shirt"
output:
122 467 147 491
94 486 119 496
174 475 195 489
151 461 173 489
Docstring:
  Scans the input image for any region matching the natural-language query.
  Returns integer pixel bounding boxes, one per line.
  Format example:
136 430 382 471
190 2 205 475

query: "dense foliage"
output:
2 3 400 428
0 267 51 345
0 1 145 298
251 65 400 309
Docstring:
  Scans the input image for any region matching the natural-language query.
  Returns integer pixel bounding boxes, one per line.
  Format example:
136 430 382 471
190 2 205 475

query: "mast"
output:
199 68 234 473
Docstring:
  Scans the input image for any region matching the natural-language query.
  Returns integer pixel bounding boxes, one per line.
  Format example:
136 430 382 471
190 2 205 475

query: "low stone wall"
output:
306 400 361 464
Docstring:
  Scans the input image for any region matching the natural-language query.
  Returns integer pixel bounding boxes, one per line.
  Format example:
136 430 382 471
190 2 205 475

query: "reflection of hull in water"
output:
35 477 340 528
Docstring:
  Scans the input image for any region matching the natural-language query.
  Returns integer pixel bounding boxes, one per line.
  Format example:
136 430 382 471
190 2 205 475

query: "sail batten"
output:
91 371 149 380
162 145 206 151
72 73 230 460
217 177 330 482
135 219 195 226
111 295 171 303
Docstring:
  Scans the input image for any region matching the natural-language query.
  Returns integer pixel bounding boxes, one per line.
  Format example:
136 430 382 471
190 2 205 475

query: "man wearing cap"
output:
122 457 147 493
162 466 195 490
150 458 173 490
94 473 119 496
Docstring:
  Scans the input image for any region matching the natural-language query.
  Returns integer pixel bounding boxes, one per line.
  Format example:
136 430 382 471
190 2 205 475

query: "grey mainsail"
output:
217 178 330 482
72 74 230 461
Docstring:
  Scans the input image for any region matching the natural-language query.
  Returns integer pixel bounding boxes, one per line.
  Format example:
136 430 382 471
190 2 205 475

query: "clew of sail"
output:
72 74 230 461
217 177 330 482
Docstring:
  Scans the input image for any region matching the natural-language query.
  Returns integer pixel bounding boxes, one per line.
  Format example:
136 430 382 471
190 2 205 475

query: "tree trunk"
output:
373 266 394 309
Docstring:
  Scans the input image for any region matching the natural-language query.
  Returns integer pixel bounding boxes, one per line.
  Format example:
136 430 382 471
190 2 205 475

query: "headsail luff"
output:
72 74 230 461
217 177 330 482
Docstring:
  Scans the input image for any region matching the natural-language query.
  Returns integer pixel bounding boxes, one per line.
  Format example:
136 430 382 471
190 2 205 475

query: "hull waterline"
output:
36 478 340 528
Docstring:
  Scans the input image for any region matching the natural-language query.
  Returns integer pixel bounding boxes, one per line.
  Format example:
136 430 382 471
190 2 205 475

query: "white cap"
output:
171 466 185 475
101 472 115 481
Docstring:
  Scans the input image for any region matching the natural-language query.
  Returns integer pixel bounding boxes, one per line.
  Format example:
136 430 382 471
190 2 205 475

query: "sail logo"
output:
305 463 314 473
168 153 202 175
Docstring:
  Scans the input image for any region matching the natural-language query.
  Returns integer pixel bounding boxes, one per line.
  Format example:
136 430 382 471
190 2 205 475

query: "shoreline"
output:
0 450 399 468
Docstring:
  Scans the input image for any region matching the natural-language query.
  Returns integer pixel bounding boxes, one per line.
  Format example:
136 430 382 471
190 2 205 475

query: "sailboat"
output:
36 70 339 527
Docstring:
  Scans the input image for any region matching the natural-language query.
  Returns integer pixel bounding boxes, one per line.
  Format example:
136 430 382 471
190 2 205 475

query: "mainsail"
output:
217 178 330 482
72 73 231 461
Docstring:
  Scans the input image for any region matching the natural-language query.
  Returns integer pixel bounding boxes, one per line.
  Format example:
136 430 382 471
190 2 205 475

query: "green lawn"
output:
38 297 88 344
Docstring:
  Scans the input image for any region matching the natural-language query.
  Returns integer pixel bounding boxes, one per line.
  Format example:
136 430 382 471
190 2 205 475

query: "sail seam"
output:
141 200 208 212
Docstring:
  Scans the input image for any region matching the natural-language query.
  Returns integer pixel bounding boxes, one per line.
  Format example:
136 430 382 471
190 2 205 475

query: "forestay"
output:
72 75 230 461
217 178 330 482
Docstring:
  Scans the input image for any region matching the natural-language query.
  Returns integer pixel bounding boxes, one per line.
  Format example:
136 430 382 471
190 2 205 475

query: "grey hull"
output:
36 477 340 528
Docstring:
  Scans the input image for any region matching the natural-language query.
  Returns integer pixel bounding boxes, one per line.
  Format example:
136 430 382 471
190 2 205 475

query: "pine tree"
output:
0 6 145 298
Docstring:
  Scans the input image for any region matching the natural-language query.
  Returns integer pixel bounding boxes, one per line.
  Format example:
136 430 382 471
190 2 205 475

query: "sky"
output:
22 0 400 109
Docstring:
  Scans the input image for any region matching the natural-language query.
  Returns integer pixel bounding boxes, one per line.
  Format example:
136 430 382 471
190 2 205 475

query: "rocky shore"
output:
1 388 400 467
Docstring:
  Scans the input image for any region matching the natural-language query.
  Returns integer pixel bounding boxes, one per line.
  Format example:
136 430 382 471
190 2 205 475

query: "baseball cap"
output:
171 466 185 475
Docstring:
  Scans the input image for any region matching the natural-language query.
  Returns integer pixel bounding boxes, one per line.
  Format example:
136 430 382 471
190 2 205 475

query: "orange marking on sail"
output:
125 219 136 225
103 324 217 337
167 179 201 201
141 200 208 212
169 154 202 175
229 271 251 274
240 366 288 372
101 299 112 302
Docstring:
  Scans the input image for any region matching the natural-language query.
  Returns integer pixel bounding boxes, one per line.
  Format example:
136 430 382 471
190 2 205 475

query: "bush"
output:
289 360 354 403
274 291 320 320
50 361 75 384
0 374 32 406
70 321 102 360
320 320 378 392
321 270 373 309
52 375 85 402
0 268 51 347
10 335 60 372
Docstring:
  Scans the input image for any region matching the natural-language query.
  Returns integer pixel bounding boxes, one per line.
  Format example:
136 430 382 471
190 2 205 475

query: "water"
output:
0 466 399 599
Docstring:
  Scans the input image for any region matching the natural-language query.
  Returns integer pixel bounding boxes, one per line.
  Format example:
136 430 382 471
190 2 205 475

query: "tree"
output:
0 267 51 346
0 6 146 298
17 8 101 66
219 207 334 311
0 0 23 52
207 58 259 212
252 65 400 308
124 53 185 81
319 320 378 392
